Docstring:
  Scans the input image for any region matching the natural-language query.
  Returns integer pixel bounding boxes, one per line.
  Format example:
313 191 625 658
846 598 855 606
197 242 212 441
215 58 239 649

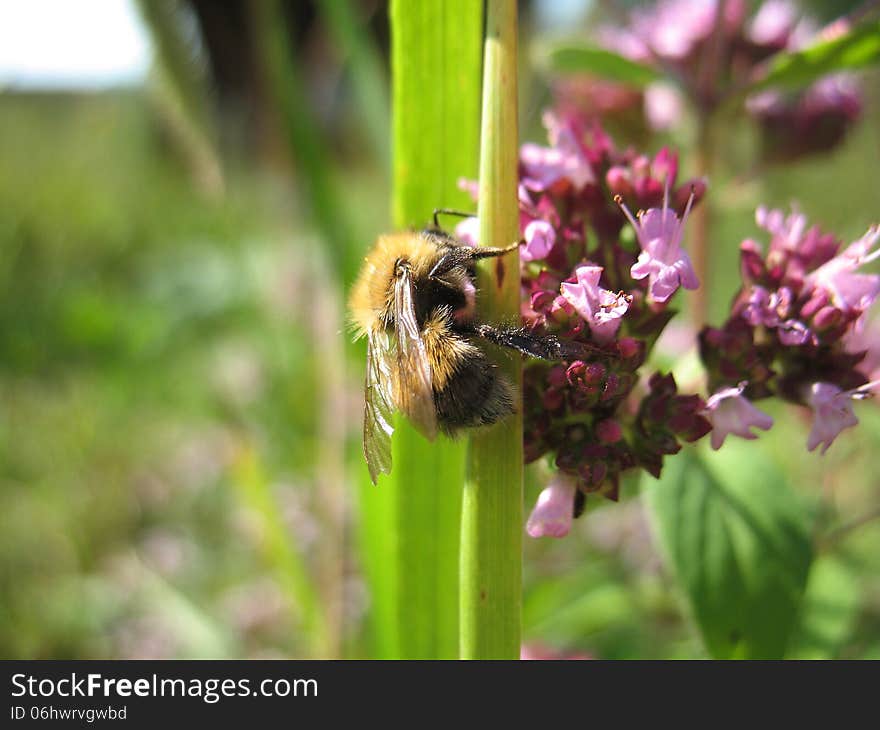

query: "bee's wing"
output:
363 328 395 484
393 268 438 441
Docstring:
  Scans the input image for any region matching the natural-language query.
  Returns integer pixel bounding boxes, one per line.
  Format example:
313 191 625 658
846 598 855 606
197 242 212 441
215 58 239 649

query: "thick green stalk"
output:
460 0 522 660
364 0 482 659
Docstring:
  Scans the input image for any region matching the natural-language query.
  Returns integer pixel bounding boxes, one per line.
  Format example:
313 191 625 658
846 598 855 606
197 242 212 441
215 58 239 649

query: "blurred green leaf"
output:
787 555 860 659
542 44 662 87
316 0 391 176
252 0 359 284
645 441 813 659
748 19 880 93
231 447 327 656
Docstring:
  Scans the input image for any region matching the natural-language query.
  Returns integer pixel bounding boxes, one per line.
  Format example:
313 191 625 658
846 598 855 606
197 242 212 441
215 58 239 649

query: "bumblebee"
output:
349 211 597 483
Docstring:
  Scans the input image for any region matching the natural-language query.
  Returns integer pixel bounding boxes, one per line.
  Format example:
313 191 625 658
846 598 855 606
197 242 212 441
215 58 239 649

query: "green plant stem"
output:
460 0 523 660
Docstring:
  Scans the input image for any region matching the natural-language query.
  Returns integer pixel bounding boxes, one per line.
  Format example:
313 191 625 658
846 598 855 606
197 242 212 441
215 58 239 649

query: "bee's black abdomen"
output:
434 352 515 434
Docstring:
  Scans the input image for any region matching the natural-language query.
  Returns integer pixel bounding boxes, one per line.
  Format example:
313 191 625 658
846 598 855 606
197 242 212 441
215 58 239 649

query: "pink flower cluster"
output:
461 113 712 538
700 207 880 455
462 111 879 541
570 0 863 163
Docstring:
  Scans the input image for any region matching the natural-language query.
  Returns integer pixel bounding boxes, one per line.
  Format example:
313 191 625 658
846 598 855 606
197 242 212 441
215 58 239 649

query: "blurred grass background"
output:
0 0 878 659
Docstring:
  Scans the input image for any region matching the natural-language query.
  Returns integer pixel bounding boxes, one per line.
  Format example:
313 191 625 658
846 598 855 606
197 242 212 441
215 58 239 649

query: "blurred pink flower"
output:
645 82 684 131
704 383 774 450
454 216 480 247
520 113 594 192
805 226 880 316
628 0 746 60
845 316 880 382
526 472 578 538
521 220 556 263
805 382 860 454
747 0 798 47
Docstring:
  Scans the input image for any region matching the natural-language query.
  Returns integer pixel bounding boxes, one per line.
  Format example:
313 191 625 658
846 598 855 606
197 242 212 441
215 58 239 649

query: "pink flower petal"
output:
526 473 578 539
704 384 773 450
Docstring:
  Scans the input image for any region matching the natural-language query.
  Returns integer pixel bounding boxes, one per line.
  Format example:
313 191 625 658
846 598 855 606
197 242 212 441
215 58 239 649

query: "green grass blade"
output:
231 446 328 657
460 0 523 660
251 0 359 284
315 0 391 176
360 0 483 659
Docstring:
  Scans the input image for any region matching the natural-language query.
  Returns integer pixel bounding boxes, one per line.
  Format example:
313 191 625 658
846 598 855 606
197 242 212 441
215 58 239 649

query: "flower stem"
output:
460 0 522 660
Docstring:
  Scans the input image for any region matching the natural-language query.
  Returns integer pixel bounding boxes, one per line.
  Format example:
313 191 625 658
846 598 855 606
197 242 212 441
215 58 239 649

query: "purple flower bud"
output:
650 147 678 186
704 383 774 450
596 418 623 444
812 306 842 332
526 472 579 539
800 288 828 319
566 360 605 389
616 336 643 362
777 319 816 346
530 289 556 313
547 364 567 388
740 239 768 283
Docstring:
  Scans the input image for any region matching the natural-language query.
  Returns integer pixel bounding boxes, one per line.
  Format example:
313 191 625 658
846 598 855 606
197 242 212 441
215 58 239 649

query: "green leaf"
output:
749 19 880 92
361 0 482 659
787 556 860 659
543 44 662 87
645 441 813 659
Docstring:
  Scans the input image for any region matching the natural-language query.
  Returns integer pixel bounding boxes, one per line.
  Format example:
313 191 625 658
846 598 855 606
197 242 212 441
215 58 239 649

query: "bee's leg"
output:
429 239 521 280
473 324 604 362
432 208 475 229
470 240 522 259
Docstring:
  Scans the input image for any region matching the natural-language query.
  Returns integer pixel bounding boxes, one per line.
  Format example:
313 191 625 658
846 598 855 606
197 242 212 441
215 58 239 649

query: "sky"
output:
0 0 152 90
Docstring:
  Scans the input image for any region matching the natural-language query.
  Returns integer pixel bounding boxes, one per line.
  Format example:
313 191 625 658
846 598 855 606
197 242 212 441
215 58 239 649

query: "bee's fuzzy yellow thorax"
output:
348 232 442 337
